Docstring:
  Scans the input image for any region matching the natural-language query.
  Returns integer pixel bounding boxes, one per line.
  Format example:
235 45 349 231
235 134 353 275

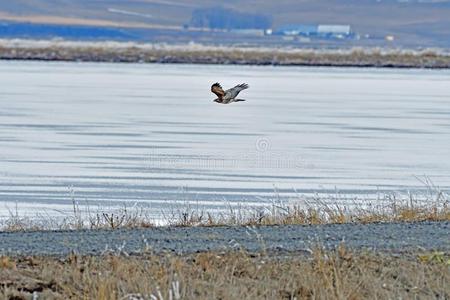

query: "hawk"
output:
211 82 249 104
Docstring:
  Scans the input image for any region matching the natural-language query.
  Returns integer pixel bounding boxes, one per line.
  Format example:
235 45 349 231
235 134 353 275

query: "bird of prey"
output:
211 82 249 104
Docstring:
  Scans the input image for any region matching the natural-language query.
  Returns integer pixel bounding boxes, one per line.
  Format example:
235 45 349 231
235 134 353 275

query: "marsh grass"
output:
1 190 448 232
162 202 447 228
1 246 449 299
1 176 448 231
165 180 450 226
1 202 154 232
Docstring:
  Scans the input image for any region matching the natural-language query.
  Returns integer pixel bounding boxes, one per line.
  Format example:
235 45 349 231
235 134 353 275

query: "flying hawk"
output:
211 82 249 104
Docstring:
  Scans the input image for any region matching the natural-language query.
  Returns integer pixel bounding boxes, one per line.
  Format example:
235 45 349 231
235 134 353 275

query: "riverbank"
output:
1 39 450 68
1 200 449 299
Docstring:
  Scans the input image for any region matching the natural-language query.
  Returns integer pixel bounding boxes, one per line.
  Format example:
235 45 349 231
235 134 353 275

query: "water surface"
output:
1 61 449 218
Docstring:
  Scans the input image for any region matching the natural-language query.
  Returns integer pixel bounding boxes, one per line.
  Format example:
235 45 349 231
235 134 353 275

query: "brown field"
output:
0 12 182 30
1 246 449 299
1 0 450 45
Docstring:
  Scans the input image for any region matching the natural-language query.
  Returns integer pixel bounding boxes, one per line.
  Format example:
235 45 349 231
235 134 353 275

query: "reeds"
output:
1 188 448 231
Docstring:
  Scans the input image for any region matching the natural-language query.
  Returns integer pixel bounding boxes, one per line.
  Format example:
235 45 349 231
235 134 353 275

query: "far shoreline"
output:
3 57 450 70
1 39 450 69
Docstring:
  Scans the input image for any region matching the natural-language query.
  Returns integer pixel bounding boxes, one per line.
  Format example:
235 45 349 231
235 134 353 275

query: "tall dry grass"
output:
1 246 449 299
1 188 449 232
165 183 450 226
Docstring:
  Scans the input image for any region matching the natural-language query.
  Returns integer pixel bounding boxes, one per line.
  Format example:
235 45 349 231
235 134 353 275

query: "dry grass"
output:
1 193 449 232
165 192 450 227
1 39 450 68
1 177 448 231
1 203 154 232
0 246 449 299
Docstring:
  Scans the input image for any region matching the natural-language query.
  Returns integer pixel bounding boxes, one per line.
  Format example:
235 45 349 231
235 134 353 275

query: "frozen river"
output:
1 61 449 219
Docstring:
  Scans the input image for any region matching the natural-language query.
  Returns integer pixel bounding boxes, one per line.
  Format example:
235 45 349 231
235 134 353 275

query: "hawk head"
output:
211 82 225 99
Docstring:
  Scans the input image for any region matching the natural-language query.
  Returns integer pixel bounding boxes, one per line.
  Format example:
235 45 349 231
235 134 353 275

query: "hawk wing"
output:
211 83 225 99
225 83 249 99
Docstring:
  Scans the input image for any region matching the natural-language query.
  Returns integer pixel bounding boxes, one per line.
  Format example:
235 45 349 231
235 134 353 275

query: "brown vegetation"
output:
170 196 450 227
1 194 448 232
1 246 449 299
0 12 175 29
1 40 450 68
1 188 448 298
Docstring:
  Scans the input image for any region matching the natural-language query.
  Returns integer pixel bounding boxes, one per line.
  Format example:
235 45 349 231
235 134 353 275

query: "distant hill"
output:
1 0 450 47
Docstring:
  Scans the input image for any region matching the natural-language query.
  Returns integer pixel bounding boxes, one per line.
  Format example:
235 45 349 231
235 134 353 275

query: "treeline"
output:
190 7 272 30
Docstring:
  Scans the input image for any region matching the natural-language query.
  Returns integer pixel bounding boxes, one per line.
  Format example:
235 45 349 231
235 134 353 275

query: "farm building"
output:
275 24 353 39
317 25 352 38
275 25 318 36
229 29 266 36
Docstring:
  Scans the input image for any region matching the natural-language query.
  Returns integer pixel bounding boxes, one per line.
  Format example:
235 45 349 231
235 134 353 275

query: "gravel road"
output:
1 221 449 257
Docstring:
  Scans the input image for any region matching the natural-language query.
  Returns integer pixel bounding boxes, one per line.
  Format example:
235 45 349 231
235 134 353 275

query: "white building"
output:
317 25 351 37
